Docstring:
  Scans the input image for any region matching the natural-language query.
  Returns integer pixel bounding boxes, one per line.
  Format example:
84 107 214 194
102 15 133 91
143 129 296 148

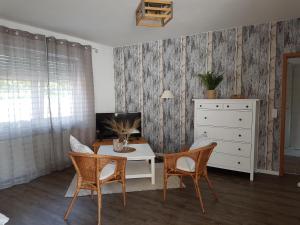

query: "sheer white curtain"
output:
0 26 95 189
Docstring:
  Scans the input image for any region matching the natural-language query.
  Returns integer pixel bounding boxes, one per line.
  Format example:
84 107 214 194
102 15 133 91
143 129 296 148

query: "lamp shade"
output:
161 90 174 99
130 128 140 134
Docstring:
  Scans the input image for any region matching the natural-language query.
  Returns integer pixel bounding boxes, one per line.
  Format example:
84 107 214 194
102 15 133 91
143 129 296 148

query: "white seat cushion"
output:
70 135 93 154
176 156 195 172
176 135 212 172
99 163 116 180
0 213 9 225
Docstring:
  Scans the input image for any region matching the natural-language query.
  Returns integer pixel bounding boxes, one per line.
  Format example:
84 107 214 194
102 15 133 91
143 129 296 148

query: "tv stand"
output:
92 137 147 153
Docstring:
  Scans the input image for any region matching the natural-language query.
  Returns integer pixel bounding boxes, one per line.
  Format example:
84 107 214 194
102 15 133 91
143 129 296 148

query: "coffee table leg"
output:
151 158 155 185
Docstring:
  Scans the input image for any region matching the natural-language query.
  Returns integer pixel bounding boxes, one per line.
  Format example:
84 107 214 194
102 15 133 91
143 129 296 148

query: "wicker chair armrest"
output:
164 151 195 159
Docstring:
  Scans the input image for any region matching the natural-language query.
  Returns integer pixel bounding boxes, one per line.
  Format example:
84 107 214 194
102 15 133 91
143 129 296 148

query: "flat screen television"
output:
96 112 142 140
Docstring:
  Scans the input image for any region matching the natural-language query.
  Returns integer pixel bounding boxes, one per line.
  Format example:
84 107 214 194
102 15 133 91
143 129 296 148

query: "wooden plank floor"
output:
0 167 299 225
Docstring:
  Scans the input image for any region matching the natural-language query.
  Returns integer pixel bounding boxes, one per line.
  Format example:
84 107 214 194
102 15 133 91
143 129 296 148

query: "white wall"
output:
0 18 115 113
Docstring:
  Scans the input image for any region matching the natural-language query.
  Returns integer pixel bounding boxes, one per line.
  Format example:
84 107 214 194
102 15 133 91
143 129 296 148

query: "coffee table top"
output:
98 143 155 160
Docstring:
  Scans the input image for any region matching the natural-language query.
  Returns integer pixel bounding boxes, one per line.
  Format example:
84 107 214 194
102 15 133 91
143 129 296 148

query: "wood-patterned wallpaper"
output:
113 18 300 172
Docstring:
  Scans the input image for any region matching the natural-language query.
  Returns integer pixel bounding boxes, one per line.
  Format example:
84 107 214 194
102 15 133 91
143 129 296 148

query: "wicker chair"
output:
163 142 218 213
64 152 127 225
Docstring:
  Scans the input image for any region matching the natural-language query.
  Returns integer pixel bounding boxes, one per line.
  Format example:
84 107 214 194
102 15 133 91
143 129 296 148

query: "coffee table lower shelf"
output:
126 161 152 179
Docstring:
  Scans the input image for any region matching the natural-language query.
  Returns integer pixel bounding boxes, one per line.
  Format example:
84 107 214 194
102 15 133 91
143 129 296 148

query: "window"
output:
0 80 32 122
0 53 79 123
44 81 73 118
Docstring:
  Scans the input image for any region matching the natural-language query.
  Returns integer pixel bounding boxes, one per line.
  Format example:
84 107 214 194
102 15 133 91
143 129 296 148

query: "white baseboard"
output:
255 169 279 176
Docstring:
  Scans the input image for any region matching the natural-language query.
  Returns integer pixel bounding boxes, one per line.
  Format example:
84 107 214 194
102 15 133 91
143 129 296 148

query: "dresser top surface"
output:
193 99 260 103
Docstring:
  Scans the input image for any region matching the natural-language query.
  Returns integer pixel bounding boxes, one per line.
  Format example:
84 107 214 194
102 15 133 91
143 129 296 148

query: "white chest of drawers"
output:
193 99 260 181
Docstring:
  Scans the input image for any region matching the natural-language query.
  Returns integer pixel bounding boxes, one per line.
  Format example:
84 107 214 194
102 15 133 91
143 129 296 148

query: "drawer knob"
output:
238 148 241 151
227 105 230 108
238 134 242 137
204 116 207 119
237 162 241 165
216 105 219 108
239 118 242 121
200 105 202 107
204 131 207 134
246 105 249 108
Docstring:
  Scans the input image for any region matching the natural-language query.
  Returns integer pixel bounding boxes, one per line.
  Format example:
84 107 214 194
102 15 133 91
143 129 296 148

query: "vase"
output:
113 139 124 152
117 133 130 147
207 90 217 99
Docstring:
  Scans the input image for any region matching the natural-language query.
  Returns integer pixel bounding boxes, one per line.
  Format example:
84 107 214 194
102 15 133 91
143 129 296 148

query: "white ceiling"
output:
0 0 299 47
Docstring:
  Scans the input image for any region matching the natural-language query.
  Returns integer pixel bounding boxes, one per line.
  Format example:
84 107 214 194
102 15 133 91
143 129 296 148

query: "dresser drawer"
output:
208 152 250 172
214 141 251 157
195 126 251 143
223 103 252 110
196 103 223 110
195 110 252 129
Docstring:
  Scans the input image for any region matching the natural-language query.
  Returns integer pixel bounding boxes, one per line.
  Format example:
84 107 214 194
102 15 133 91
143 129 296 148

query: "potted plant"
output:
198 71 223 99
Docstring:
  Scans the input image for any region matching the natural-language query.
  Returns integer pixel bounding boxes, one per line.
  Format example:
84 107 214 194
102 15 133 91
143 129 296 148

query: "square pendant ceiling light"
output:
136 0 173 27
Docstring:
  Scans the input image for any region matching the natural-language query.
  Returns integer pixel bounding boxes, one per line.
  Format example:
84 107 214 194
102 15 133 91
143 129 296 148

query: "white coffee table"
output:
98 143 156 184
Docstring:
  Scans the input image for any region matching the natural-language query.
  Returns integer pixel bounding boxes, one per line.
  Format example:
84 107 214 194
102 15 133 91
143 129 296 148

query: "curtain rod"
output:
1 25 101 53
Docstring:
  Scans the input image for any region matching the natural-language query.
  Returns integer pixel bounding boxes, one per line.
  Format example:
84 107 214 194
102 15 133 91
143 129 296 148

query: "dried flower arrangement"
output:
105 118 141 145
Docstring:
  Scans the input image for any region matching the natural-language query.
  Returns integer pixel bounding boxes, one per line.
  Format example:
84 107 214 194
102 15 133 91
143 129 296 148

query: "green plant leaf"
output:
198 71 223 90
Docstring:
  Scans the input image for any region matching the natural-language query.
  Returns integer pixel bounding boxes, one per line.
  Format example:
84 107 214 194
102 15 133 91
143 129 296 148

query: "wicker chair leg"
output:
205 175 219 201
193 178 199 198
193 179 205 213
64 188 80 220
97 187 102 225
205 175 218 201
122 180 126 207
